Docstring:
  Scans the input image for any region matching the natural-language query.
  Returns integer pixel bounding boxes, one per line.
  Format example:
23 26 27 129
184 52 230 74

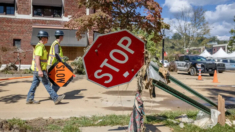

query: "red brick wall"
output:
213 46 226 54
17 0 31 15
0 18 64 64
0 1 93 65
64 0 86 17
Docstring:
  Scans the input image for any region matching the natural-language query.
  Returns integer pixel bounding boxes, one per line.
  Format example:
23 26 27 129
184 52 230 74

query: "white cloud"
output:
163 2 235 41
204 3 235 40
188 0 228 6
210 21 233 40
163 18 178 36
164 0 232 14
163 1 235 41
216 35 230 40
164 0 192 13
205 3 235 23
163 18 233 40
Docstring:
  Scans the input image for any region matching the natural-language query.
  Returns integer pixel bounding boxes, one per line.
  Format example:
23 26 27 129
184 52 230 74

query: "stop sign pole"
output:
83 30 145 89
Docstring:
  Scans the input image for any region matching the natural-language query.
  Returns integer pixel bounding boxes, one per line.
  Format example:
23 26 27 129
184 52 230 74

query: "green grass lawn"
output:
4 109 235 132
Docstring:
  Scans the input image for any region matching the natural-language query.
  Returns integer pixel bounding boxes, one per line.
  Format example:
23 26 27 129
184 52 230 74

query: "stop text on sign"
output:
83 30 145 88
94 37 134 84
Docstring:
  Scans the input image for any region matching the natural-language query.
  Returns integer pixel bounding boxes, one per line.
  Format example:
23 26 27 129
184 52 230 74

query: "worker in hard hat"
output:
26 30 65 104
47 30 65 93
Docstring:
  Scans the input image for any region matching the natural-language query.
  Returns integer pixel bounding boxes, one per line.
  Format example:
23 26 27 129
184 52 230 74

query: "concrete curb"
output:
0 74 33 77
0 74 86 77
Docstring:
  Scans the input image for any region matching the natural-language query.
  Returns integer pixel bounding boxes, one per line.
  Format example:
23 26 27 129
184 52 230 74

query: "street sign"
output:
48 62 74 87
83 30 145 88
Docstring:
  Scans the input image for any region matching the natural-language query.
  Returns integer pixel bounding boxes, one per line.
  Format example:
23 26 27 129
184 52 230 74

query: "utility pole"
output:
162 29 165 66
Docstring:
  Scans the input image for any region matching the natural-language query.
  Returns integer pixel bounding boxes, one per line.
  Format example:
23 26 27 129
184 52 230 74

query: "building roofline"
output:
32 25 78 30
212 44 228 47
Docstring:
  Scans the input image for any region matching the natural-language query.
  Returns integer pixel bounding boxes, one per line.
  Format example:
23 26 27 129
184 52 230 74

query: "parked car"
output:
208 58 235 70
207 58 226 73
160 60 169 68
175 55 225 76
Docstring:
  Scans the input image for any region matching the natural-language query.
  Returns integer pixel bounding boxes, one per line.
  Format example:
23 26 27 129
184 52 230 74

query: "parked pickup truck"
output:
207 58 235 71
175 55 225 76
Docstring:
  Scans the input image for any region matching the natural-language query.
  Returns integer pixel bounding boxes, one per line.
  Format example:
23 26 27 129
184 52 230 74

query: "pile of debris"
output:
167 109 235 129
0 119 27 132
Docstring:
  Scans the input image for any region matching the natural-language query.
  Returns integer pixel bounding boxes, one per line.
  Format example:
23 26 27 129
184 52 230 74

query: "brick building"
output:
212 44 227 54
184 46 205 54
0 0 94 67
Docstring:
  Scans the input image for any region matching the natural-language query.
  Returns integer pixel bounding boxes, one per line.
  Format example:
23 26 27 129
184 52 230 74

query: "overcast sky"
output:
139 0 235 40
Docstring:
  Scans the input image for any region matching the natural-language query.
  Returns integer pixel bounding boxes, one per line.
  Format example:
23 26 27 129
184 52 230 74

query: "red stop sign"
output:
83 30 145 88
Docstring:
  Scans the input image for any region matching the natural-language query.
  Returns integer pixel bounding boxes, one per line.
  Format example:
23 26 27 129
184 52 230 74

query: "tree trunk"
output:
0 55 2 69
18 60 21 72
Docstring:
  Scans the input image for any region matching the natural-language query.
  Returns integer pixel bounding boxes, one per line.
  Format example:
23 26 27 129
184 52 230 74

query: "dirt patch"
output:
71 76 86 83
103 94 203 112
186 78 213 80
27 117 61 129
0 89 8 92
0 94 26 104
157 98 197 110
102 90 140 96
144 96 208 111
102 90 162 97
87 97 101 99
145 109 161 114
190 85 235 88
0 118 69 132
103 106 133 111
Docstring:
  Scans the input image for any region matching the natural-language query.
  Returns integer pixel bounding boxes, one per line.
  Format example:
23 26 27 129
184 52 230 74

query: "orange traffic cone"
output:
213 70 219 83
197 69 202 80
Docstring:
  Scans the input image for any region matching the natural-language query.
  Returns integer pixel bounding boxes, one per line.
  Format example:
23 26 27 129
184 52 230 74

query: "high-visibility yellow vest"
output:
31 43 48 71
48 40 64 66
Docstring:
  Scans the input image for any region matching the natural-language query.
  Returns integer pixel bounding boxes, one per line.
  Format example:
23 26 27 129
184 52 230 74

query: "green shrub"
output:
71 57 85 75
3 70 14 74
23 69 32 74
63 56 69 63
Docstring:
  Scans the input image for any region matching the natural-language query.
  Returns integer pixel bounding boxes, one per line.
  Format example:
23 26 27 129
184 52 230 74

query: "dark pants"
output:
52 84 60 93
26 71 58 102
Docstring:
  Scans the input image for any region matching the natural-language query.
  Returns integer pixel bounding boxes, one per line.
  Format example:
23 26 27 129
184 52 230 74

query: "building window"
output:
0 3 15 15
13 39 21 48
0 5 4 13
33 6 62 18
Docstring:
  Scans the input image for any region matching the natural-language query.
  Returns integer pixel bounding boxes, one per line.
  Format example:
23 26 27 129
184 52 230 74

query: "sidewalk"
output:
80 125 172 132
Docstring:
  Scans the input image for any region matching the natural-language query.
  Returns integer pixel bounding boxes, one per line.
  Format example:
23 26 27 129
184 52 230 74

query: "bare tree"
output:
173 7 210 50
0 46 26 72
228 16 235 52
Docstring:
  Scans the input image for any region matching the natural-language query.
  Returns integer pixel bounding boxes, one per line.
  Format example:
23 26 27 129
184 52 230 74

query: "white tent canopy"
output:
228 52 235 58
211 48 229 58
199 49 211 57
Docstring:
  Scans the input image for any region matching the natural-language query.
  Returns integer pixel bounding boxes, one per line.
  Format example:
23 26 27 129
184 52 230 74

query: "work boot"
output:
26 99 40 104
49 94 64 100
54 95 65 105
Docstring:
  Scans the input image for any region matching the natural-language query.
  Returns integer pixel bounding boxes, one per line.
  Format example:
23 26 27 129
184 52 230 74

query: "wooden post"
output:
218 95 225 126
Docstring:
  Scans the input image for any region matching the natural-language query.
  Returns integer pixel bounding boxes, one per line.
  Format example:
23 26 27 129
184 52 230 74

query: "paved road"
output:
0 71 234 120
